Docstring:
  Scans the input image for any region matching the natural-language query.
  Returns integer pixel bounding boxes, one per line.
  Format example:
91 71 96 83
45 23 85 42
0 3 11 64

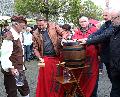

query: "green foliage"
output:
63 0 83 26
14 0 66 20
14 0 28 15
14 0 102 25
81 0 103 20
14 0 42 15
63 0 102 26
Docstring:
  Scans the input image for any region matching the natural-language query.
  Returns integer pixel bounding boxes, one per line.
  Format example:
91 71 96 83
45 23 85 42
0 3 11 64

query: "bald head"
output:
103 8 111 21
110 8 120 26
110 9 120 18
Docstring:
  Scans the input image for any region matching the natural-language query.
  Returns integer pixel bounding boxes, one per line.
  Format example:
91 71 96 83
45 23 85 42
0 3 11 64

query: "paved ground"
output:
0 61 38 97
97 65 111 97
0 60 111 97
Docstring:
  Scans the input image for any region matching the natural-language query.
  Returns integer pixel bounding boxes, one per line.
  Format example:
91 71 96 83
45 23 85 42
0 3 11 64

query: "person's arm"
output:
88 24 107 39
32 34 44 62
32 35 41 58
0 40 14 72
86 26 114 45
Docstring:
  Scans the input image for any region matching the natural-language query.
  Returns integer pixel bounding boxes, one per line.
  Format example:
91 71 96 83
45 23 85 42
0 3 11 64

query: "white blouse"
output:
0 27 25 72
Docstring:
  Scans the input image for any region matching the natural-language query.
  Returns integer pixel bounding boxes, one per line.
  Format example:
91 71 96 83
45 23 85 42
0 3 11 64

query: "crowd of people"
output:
1 7 120 97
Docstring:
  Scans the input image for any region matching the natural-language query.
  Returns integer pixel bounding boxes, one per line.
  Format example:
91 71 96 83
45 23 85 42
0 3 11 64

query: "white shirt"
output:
23 32 32 45
0 27 25 72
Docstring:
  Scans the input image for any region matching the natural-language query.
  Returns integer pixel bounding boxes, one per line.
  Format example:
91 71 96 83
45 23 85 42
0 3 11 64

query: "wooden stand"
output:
56 62 89 97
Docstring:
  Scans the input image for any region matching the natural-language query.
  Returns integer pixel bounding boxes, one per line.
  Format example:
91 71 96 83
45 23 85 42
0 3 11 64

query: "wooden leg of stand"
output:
63 82 77 97
71 83 78 97
70 70 85 97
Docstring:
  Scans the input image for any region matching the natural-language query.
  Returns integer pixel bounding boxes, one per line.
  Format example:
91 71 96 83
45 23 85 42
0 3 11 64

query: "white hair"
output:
79 16 89 22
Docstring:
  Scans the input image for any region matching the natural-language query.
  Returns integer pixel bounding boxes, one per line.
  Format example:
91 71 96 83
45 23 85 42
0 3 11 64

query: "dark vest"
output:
4 31 24 70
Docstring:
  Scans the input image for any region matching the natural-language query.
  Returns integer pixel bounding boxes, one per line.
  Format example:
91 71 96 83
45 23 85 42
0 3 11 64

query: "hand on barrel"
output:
61 38 87 45
61 38 67 46
77 38 87 44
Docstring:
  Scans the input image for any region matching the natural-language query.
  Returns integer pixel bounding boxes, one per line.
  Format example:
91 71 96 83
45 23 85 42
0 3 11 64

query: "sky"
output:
91 0 120 9
91 0 106 8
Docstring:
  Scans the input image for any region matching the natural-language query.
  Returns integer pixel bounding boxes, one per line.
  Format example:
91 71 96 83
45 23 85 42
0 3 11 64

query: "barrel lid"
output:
63 41 81 46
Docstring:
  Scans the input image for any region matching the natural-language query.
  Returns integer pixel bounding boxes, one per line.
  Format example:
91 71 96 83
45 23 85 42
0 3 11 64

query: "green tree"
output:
81 0 103 20
14 0 66 20
14 0 29 15
63 0 83 26
14 0 102 25
63 0 102 26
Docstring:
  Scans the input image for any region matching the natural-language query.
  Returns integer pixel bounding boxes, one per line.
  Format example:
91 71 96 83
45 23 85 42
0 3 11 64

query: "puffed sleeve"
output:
1 40 14 72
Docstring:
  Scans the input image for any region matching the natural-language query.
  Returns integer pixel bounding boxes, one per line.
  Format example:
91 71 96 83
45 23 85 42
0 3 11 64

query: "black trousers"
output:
3 71 30 97
110 69 120 97
105 62 112 82
90 75 99 97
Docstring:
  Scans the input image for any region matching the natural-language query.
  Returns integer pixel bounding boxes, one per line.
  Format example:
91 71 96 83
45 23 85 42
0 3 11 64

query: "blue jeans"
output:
24 45 31 61
99 63 103 70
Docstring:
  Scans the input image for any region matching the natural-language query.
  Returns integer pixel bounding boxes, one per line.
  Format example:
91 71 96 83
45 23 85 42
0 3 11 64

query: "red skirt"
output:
79 45 99 97
36 56 64 97
65 45 99 97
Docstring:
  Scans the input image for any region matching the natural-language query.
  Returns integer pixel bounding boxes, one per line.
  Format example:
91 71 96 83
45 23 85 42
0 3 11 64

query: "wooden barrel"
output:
62 42 86 67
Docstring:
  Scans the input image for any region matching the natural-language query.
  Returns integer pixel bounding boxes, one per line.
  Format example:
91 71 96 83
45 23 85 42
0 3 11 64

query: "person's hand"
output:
38 62 45 68
38 58 45 68
61 38 67 46
77 38 87 44
81 38 87 44
72 39 77 42
39 58 44 63
10 68 19 75
98 56 101 60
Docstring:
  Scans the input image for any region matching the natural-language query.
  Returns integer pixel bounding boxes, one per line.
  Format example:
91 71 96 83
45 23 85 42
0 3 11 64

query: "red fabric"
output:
73 26 97 39
36 56 64 97
72 26 99 97
89 19 99 26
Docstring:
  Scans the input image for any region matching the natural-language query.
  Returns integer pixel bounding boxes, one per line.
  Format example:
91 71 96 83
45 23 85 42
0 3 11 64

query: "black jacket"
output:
88 20 111 63
87 25 120 70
